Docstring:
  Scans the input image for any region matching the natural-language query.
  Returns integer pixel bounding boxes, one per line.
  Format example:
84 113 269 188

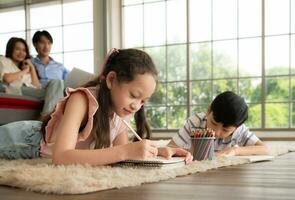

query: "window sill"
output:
151 130 295 141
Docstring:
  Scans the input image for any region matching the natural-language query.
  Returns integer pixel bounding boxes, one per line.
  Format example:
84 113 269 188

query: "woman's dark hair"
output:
32 30 53 44
41 48 158 149
5 37 30 68
210 91 248 127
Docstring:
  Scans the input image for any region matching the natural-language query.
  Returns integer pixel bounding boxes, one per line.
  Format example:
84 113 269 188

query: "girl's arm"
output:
215 140 270 156
24 59 41 88
158 146 193 164
2 67 30 84
157 140 193 164
52 91 158 166
112 130 129 146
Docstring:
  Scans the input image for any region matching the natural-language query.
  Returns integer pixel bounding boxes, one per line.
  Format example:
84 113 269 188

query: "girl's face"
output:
206 112 237 139
35 36 52 57
107 72 156 117
12 42 27 63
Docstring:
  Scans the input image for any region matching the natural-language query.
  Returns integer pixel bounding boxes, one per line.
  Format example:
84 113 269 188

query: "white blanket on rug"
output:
0 141 294 194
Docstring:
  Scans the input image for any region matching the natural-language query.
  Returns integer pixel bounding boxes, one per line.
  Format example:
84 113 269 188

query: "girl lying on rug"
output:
168 91 270 157
0 48 193 165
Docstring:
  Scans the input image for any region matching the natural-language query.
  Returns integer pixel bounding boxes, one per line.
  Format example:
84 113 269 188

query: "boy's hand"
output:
158 147 193 164
215 147 238 157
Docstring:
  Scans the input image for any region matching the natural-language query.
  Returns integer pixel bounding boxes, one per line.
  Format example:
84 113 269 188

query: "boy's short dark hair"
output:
210 91 248 127
32 30 53 44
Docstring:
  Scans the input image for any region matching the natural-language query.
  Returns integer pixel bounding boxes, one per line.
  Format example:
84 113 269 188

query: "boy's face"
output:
206 111 237 139
34 36 52 57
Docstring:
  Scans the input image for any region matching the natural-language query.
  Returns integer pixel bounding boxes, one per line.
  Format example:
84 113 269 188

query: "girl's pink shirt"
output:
39 87 129 158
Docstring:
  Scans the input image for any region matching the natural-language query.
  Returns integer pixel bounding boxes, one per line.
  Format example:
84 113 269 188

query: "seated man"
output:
31 30 68 118
31 30 68 88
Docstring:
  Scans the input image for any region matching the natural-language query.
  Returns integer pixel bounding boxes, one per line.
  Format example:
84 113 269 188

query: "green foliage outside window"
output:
144 44 294 130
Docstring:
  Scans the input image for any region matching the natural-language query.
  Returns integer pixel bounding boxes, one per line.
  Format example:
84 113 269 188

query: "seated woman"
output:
0 37 41 94
0 37 64 118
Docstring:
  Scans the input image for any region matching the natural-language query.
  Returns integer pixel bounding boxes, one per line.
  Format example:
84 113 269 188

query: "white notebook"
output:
113 156 185 169
234 155 274 162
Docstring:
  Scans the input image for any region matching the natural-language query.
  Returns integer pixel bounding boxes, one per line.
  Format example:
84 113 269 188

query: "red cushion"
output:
0 97 43 110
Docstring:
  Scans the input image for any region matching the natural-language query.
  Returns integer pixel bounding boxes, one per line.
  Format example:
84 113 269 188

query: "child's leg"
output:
0 121 42 159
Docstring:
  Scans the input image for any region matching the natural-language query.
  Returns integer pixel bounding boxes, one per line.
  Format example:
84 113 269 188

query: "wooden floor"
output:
0 152 295 200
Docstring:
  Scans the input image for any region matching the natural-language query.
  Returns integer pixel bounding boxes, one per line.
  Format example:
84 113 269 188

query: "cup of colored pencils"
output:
190 128 215 161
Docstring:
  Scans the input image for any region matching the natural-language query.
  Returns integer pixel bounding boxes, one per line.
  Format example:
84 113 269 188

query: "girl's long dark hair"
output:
86 49 158 148
42 49 158 149
5 37 30 68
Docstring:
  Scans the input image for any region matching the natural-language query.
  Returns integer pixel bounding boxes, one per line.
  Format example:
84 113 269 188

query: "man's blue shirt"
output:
32 56 68 88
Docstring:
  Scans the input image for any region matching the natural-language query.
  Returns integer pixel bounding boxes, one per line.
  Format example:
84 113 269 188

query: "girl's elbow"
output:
31 80 41 88
3 76 12 84
52 155 62 165
52 152 66 165
35 83 41 89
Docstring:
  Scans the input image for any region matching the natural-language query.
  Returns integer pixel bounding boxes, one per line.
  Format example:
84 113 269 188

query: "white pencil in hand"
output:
122 119 142 141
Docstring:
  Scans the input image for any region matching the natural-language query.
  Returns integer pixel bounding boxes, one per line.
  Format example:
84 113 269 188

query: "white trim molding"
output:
152 131 295 141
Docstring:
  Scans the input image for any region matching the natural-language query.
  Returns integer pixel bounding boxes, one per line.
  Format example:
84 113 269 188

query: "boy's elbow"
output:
258 143 271 155
264 145 271 155
167 139 179 148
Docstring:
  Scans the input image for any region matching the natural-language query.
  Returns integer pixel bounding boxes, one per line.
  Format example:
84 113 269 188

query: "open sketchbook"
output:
113 156 185 169
234 155 274 162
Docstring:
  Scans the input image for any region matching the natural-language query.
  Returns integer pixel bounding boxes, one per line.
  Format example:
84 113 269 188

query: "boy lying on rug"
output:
0 48 192 165
165 91 270 157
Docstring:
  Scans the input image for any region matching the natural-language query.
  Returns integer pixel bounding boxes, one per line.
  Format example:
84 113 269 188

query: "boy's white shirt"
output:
172 112 259 150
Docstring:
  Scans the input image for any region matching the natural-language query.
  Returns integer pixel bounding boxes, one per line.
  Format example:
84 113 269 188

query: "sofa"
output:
0 68 96 125
0 93 43 124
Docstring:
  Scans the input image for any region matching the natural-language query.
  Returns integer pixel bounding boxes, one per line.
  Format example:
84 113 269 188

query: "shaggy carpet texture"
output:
0 141 294 194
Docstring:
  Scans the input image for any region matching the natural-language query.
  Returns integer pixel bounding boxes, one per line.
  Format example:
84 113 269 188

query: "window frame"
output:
0 0 98 73
120 0 295 133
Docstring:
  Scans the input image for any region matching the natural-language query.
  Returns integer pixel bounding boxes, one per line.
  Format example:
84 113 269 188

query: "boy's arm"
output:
157 114 204 163
217 125 270 156
167 139 180 148
233 140 270 156
215 140 270 156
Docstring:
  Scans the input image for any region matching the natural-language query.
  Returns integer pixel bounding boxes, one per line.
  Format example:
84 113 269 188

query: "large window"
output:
0 6 26 53
122 0 295 130
0 0 93 73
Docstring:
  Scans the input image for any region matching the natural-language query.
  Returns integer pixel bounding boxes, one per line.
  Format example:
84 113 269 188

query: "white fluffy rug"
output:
0 141 294 194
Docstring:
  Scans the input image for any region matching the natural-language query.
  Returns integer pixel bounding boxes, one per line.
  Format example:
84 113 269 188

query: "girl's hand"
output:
21 63 30 74
24 59 35 69
125 139 158 160
215 147 238 157
158 147 193 164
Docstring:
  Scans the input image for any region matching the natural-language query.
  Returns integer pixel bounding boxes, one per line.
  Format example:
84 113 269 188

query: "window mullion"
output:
261 0 266 129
